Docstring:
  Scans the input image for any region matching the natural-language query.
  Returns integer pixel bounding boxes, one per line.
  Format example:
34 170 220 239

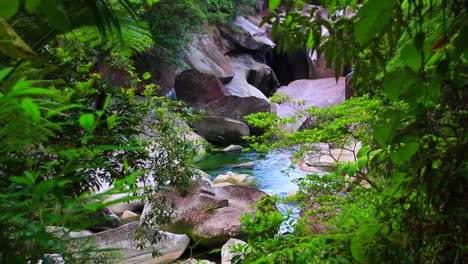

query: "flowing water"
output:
196 148 312 233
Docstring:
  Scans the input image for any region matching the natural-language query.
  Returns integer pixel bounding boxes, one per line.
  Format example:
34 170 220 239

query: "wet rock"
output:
220 145 243 152
193 116 250 144
205 96 271 125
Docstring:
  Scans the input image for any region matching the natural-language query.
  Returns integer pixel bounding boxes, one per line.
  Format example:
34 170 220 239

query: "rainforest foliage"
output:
0 0 466 263
240 0 467 263
0 0 254 263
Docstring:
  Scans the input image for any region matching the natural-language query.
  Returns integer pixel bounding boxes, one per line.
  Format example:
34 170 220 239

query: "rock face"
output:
180 259 216 264
221 17 275 52
184 33 234 81
93 221 190 264
142 180 268 247
229 54 279 97
193 116 250 144
275 78 345 132
213 171 255 185
221 238 248 264
205 96 271 122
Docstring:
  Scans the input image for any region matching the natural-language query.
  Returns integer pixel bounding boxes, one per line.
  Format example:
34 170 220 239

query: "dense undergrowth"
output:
238 0 467 263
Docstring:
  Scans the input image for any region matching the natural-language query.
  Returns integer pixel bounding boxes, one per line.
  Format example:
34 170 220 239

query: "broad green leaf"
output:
41 0 70 31
147 0 160 5
142 72 151 80
357 146 370 158
350 236 365 261
9 176 32 185
348 162 358 176
0 67 13 81
0 0 19 19
79 113 95 132
374 112 400 146
354 0 394 46
0 18 37 59
401 42 422 72
269 0 281 11
21 98 41 122
383 70 415 101
25 0 42 13
358 157 367 170
391 142 419 164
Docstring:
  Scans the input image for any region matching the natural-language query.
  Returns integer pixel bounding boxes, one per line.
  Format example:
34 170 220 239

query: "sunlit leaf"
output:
21 98 41 122
269 0 281 11
79 113 95 132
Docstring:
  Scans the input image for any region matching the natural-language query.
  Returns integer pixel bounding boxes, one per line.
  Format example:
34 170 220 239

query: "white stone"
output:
221 238 248 264
213 171 254 185
220 145 243 152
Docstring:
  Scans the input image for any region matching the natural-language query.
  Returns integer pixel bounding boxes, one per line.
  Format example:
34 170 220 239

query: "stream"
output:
196 148 312 233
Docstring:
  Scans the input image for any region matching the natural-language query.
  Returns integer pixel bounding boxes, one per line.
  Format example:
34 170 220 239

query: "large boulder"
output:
184 33 234 81
275 78 345 131
221 17 275 52
175 69 229 108
205 96 271 122
88 207 121 232
142 180 268 248
228 54 279 97
93 221 190 264
193 116 250 144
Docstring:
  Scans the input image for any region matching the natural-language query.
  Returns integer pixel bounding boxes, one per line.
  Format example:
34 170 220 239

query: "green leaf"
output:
142 72 151 80
79 113 95 132
0 67 13 81
391 142 419 164
348 162 358 176
354 0 394 46
0 0 19 19
25 0 42 13
41 0 70 31
9 176 32 185
374 112 400 146
147 0 160 5
383 70 415 101
358 157 367 170
401 42 422 71
269 0 281 11
357 146 370 159
21 98 41 122
350 236 365 261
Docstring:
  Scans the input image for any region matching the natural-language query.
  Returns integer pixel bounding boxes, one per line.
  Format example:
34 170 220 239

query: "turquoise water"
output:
195 148 310 196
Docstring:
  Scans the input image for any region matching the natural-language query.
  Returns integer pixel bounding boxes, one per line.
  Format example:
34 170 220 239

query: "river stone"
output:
213 171 255 185
221 238 248 264
304 155 335 168
193 116 250 144
220 145 243 152
142 180 268 248
93 221 189 264
330 149 356 163
224 162 256 169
